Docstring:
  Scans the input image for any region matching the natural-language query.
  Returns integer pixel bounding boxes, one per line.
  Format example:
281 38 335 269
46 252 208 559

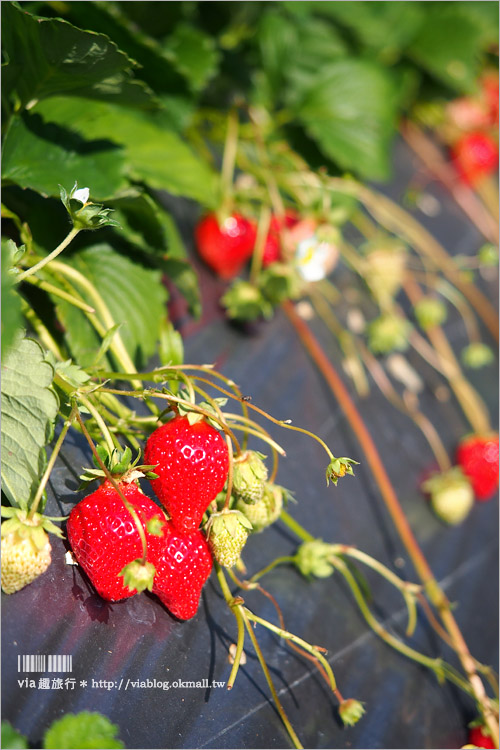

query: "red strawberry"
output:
195 213 256 279
456 433 499 501
451 132 499 186
262 231 281 267
144 416 229 533
152 524 212 619
67 480 167 601
468 725 496 749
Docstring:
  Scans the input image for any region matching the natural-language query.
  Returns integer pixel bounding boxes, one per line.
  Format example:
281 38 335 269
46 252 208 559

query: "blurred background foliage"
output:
2 0 498 367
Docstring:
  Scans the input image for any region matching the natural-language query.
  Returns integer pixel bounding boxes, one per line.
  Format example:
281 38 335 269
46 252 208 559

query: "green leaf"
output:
35 97 217 206
259 8 347 98
1 721 28 750
107 190 200 316
1 113 127 201
43 711 124 749
48 244 168 369
1 336 58 510
163 23 221 93
407 4 487 93
2 2 157 111
158 319 184 367
1 240 23 360
294 59 398 180
297 1 424 58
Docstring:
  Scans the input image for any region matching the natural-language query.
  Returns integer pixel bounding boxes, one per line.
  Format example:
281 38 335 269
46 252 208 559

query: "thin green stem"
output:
240 608 303 750
250 556 297 583
227 606 246 690
16 228 80 283
28 408 76 520
279 510 314 543
78 394 119 455
245 609 338 694
23 275 96 313
249 205 271 286
20 301 65 360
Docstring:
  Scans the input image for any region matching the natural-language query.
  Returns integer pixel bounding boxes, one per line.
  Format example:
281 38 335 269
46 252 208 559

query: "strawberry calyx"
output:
338 699 366 727
78 445 158 490
326 457 359 486
1 506 65 541
119 559 156 594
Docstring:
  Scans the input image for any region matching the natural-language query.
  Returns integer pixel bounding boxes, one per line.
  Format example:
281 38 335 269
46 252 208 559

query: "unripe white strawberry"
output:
422 467 474 524
1 508 63 594
232 451 268 505
236 483 284 532
206 510 252 568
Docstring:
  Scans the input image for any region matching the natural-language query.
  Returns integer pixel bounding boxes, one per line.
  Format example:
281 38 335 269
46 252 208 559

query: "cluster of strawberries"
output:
67 415 284 619
424 433 499 525
447 70 499 186
194 210 299 280
68 416 229 620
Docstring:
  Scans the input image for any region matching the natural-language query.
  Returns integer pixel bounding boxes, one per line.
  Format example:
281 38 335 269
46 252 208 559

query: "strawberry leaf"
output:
1 336 58 510
43 711 124 749
1 239 23 360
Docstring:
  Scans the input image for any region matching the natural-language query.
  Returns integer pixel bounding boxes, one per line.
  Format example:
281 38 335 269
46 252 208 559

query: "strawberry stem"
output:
219 108 239 219
16 227 80 283
27 407 76 521
249 205 271 286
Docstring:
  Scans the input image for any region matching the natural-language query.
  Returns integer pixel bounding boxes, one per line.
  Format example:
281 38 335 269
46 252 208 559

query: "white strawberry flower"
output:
71 186 90 205
295 235 332 282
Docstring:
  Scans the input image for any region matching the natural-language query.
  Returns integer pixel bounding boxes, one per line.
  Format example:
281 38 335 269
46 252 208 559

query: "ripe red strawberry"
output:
468 725 496 749
152 524 212 619
67 480 168 601
144 416 229 533
451 132 499 186
195 213 256 279
456 433 499 501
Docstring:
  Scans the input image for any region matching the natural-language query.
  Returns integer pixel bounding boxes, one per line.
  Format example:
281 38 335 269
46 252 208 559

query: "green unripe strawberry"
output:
232 451 268 505
295 540 336 578
236 483 284 533
206 510 252 568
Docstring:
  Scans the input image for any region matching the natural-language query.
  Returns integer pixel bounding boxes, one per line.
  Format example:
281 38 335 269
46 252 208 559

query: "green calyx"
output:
414 297 447 330
295 540 336 578
461 342 495 369
326 457 359 487
367 312 412 354
221 281 274 321
206 510 252 568
119 560 156 594
78 446 158 490
60 183 119 231
232 451 269 505
258 263 303 306
338 699 366 727
1 507 65 543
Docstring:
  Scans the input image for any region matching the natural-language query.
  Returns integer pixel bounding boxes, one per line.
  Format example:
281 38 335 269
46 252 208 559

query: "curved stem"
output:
16 228 80 283
23 275 96 313
48 261 142 388
27 408 76 520
240 608 303 749
250 556 297 583
245 609 338 693
78 394 118 455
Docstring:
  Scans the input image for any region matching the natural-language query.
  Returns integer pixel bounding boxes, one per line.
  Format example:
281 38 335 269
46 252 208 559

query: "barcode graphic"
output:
18 655 72 673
